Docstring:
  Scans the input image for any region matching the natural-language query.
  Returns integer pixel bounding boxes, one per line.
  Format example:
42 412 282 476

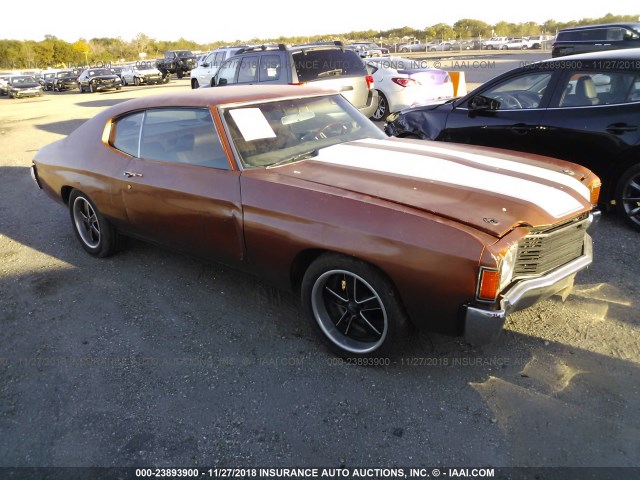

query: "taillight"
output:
391 77 419 87
365 75 374 89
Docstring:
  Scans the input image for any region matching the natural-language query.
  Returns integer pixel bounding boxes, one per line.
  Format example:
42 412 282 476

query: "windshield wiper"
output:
267 149 318 169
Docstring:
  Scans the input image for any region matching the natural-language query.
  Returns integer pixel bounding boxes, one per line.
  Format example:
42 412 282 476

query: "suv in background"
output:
190 46 246 89
552 23 640 57
211 42 378 118
156 50 197 79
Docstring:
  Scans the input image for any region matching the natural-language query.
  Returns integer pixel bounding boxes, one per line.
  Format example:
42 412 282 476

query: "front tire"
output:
134 77 141 86
69 190 121 257
191 79 199 89
301 254 409 357
616 164 640 231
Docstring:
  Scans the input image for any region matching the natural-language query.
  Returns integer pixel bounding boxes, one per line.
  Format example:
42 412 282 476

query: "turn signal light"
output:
589 179 601 206
477 268 500 302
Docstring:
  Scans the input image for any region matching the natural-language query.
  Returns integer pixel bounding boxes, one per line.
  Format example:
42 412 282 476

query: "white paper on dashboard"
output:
229 108 276 141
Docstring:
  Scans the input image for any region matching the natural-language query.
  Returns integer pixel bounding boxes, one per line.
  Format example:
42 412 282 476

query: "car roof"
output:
539 47 640 62
558 22 640 32
101 85 337 116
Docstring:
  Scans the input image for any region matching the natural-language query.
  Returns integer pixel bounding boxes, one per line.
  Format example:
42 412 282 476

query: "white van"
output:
190 46 247 89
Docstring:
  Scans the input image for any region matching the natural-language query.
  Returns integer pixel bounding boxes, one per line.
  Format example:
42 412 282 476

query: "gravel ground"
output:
0 75 639 477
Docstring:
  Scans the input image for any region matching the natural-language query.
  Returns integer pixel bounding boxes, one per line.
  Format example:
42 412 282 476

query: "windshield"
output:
221 94 386 168
89 69 112 76
11 76 36 84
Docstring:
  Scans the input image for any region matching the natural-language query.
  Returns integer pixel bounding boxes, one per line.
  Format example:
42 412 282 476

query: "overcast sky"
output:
4 1 639 43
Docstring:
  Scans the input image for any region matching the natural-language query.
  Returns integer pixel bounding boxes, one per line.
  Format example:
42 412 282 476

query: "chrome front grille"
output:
514 215 590 278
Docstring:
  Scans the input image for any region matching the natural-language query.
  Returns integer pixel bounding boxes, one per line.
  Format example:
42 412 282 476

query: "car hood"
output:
88 75 120 81
137 68 162 74
274 138 592 237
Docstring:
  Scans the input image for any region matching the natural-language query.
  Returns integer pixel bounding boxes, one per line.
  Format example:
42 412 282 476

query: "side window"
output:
623 29 640 41
237 56 258 83
216 59 239 85
474 72 552 110
139 108 229 169
606 28 623 41
110 112 144 156
204 52 216 66
259 55 281 81
558 71 638 107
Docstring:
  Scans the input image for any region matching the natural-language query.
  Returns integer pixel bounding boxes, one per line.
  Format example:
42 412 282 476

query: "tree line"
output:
1 13 637 69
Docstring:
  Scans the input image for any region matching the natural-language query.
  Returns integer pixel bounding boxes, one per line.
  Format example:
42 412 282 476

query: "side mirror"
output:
216 77 227 87
468 95 499 112
201 63 210 68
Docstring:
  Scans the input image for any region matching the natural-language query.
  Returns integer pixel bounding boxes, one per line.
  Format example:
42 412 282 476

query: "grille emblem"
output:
483 218 499 225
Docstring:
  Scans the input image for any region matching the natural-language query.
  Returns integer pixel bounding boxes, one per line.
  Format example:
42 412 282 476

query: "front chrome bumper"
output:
463 231 594 345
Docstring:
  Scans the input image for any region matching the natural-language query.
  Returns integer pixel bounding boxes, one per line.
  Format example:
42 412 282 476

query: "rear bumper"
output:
463 231 594 344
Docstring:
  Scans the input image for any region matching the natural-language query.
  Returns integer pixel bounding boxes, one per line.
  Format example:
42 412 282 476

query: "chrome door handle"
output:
123 171 143 178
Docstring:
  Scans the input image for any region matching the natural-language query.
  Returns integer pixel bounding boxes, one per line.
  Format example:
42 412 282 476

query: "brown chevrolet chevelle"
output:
32 85 602 356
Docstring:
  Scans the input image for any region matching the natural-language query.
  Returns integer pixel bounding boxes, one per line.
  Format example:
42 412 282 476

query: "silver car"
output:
121 63 164 86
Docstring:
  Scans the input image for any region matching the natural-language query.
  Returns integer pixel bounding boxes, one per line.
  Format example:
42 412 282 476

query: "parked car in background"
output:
190 46 246 89
449 40 475 50
121 63 163 86
482 37 509 49
552 23 640 57
503 38 533 50
48 70 79 91
348 42 390 57
212 42 378 118
77 68 122 93
32 84 600 356
41 71 58 90
385 48 640 230
1 74 13 95
398 41 428 53
427 41 451 52
528 35 555 49
156 50 197 79
6 75 43 98
366 57 454 121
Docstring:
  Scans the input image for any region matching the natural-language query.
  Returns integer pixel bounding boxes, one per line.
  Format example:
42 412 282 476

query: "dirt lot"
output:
1 75 639 477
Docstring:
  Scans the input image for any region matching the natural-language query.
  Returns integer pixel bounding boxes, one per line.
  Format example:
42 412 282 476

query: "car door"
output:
537 69 640 187
214 57 241 86
110 107 245 265
441 69 558 153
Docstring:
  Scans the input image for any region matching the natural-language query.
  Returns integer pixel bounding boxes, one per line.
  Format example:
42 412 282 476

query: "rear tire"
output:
69 190 122 257
191 79 199 89
371 91 389 121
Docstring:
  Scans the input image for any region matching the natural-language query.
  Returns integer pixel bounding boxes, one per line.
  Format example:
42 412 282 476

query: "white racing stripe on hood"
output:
313 143 585 219
357 138 591 202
